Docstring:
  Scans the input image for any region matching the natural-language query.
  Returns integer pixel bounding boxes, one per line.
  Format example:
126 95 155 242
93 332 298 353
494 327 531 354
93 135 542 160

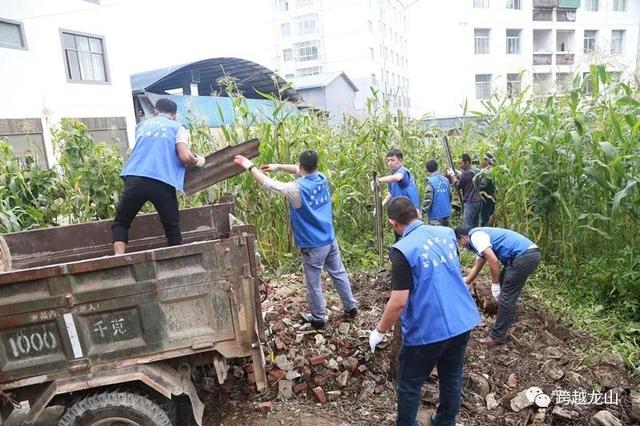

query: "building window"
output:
584 30 597 53
368 20 373 33
293 40 319 62
371 73 377 85
370 47 375 59
611 30 624 54
507 73 520 97
475 74 491 99
0 19 27 50
281 23 290 37
295 66 321 77
609 71 621 82
61 31 108 82
474 29 490 54
296 0 315 7
474 0 490 7
285 73 294 79
294 14 317 35
584 0 598 11
506 0 521 9
278 0 289 11
613 0 626 11
283 48 292 62
506 29 521 54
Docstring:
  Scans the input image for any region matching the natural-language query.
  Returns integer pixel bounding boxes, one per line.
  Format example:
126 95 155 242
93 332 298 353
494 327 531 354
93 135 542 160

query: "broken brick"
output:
243 363 254 374
267 368 286 385
375 384 386 394
310 355 325 366
313 372 334 386
293 381 309 394
256 401 272 413
311 386 327 403
247 372 256 384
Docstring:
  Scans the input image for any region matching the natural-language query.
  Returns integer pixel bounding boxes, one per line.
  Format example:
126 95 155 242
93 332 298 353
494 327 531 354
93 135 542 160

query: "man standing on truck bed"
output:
111 98 205 254
234 150 357 329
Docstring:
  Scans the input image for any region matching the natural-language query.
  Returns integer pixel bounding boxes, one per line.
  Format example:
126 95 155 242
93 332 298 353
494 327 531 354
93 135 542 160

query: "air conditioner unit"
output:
567 11 576 21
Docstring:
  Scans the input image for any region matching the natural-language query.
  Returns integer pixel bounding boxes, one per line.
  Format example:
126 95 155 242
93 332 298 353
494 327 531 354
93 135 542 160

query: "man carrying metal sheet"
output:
234 150 357 329
111 99 205 254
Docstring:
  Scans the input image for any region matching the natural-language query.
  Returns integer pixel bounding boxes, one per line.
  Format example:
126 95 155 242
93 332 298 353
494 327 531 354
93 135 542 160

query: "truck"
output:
0 198 266 425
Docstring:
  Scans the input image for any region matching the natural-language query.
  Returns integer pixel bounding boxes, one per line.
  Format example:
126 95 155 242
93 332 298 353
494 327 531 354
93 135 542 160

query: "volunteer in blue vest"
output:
233 150 357 329
454 225 541 346
112 98 205 255
373 149 420 240
370 197 480 426
422 159 452 226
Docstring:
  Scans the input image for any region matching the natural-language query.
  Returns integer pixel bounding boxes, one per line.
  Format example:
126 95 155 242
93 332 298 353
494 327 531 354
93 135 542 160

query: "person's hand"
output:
234 155 254 170
194 154 206 168
369 328 385 353
463 275 472 285
417 209 422 220
261 164 278 173
491 283 501 300
446 168 455 177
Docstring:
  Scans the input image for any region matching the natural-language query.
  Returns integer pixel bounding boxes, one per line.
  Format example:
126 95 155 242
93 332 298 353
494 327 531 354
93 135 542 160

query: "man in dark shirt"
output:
369 197 480 425
476 152 497 226
448 153 482 227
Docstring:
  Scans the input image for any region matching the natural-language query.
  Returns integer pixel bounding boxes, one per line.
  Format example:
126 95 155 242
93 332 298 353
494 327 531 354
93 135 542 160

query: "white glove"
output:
491 283 501 300
369 329 385 353
194 154 206 168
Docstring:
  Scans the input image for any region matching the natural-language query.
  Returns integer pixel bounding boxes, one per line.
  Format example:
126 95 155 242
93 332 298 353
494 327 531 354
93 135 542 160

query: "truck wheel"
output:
58 390 174 426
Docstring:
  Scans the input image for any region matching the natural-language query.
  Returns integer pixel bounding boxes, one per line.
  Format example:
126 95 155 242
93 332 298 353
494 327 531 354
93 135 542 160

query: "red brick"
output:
244 363 255 374
310 355 325 366
247 372 256 384
267 369 286 385
375 384 385 394
311 386 327 403
256 401 272 413
293 381 308 394
313 373 334 386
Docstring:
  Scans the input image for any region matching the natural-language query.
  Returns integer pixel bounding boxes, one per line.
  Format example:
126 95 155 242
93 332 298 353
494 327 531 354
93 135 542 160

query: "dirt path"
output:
197 271 639 426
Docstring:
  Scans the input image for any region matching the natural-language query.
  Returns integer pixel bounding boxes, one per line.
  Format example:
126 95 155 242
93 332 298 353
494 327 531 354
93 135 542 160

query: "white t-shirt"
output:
470 230 537 257
175 126 190 146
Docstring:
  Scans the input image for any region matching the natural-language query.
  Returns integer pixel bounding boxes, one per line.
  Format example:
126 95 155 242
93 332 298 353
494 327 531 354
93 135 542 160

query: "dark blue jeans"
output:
462 201 482 227
480 200 495 226
396 331 471 426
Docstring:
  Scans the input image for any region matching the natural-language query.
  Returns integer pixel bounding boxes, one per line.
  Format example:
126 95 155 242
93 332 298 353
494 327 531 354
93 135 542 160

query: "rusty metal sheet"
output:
183 138 260 195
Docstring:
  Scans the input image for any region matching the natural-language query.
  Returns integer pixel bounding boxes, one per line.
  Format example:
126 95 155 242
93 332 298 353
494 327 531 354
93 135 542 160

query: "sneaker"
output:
300 313 325 329
344 307 358 318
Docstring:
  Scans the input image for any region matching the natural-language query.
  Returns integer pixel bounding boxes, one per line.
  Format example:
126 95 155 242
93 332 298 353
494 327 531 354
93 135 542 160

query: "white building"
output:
0 0 136 166
408 0 640 118
273 0 410 115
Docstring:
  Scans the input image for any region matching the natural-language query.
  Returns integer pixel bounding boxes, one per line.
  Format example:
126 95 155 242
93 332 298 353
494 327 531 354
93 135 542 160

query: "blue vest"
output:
121 115 185 191
389 166 420 209
289 173 336 248
468 227 534 265
393 221 480 346
427 174 451 219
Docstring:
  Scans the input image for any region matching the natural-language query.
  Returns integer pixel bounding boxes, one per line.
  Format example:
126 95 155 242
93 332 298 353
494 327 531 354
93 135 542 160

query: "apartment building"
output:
273 0 410 115
409 0 640 118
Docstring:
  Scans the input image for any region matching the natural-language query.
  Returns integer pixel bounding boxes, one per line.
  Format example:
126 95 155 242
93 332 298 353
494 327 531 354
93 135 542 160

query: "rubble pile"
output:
197 271 640 426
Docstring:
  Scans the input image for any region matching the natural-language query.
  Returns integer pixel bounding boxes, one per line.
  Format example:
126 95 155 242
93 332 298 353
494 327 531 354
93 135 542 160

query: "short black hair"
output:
426 159 438 173
155 98 177 115
387 197 418 225
461 153 471 164
454 224 473 240
386 149 403 160
299 150 318 172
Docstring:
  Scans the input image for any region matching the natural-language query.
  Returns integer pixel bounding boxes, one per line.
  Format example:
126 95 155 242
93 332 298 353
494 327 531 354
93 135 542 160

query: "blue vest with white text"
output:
427 174 451 219
393 221 480 346
468 227 534 265
389 166 420 209
289 173 336 248
121 115 185 191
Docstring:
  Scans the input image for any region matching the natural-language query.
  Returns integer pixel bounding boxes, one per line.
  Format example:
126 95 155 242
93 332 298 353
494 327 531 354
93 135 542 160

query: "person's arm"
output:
453 170 468 189
378 172 404 184
381 192 392 207
422 182 434 216
376 290 409 332
262 164 300 175
175 126 204 166
464 256 486 284
234 155 301 207
481 247 501 284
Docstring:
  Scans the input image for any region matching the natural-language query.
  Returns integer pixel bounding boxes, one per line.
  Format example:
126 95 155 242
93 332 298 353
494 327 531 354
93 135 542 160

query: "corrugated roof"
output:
292 72 358 92
423 116 475 131
145 93 295 128
130 57 298 101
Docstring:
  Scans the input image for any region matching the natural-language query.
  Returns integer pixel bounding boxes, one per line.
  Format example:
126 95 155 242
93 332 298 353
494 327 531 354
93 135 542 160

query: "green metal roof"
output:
559 0 580 8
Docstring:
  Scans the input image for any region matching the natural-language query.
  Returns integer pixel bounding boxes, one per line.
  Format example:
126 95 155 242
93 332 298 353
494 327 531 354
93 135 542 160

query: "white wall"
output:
0 0 136 164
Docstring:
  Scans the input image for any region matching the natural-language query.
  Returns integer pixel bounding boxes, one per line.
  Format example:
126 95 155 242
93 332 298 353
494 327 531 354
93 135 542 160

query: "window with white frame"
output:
371 73 377 85
507 73 520 97
611 30 624 54
506 29 521 54
475 74 491 99
295 66 321 77
474 0 490 8
475 29 490 54
285 73 294 79
281 23 290 37
293 40 319 62
584 30 597 53
0 18 27 49
584 0 598 11
506 0 521 9
613 0 626 11
296 0 315 7
294 14 317 35
278 0 289 11
61 31 108 82
283 48 292 62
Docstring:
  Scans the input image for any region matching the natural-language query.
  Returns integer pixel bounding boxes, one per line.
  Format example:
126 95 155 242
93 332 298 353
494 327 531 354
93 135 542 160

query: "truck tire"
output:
58 390 173 426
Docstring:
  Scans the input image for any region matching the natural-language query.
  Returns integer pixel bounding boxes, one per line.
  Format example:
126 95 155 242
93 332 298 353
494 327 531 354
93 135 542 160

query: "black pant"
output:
111 176 181 246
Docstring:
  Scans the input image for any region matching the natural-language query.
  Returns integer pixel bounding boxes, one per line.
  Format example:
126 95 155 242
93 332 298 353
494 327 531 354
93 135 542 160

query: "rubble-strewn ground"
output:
194 271 640 426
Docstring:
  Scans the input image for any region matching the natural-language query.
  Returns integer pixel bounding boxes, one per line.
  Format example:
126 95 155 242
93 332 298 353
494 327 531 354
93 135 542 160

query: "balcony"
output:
533 53 553 65
533 8 553 20
556 9 577 21
533 0 557 7
556 53 574 65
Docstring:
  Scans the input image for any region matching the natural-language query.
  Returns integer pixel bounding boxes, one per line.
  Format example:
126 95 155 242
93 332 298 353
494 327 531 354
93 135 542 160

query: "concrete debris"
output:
591 410 622 426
